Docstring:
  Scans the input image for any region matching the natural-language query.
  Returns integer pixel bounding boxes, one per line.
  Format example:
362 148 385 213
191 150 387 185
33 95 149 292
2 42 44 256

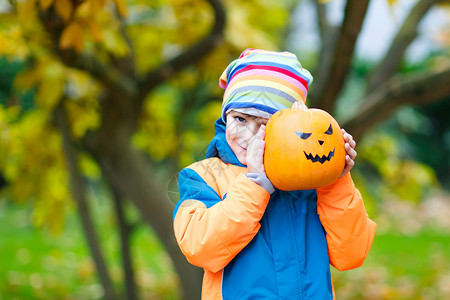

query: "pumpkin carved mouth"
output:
303 148 335 164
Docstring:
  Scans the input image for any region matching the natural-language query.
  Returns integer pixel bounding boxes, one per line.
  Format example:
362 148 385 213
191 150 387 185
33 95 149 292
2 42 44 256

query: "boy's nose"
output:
318 140 324 145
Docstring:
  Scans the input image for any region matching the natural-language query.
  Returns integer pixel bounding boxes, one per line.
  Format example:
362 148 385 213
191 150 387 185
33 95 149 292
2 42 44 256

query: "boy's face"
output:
226 110 268 165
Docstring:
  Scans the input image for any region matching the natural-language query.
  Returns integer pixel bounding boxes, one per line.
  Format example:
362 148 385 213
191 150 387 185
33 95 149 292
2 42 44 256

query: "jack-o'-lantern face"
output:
296 123 336 164
264 105 345 191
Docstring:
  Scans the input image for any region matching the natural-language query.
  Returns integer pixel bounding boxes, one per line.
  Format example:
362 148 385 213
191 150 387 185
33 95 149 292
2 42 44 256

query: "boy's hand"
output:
247 125 266 174
340 128 357 178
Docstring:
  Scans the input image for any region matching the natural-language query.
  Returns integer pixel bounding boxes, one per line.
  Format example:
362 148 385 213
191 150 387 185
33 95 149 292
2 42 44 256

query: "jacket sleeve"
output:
173 167 270 273
316 173 377 271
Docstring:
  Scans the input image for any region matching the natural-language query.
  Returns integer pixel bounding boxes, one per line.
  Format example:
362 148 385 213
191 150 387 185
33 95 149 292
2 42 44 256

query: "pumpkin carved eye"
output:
324 124 333 135
296 132 312 140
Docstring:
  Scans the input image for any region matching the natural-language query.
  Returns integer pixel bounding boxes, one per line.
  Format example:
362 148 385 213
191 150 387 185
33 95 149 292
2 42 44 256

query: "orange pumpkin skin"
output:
264 107 346 191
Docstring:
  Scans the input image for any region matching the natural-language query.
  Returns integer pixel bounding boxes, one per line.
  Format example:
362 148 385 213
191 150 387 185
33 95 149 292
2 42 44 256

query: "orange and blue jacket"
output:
173 118 377 299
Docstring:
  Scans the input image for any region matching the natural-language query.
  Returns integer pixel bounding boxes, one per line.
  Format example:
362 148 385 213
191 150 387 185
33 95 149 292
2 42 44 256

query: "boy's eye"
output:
235 116 246 123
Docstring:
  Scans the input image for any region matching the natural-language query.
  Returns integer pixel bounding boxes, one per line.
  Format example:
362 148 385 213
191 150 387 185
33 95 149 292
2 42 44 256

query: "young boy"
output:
173 49 376 299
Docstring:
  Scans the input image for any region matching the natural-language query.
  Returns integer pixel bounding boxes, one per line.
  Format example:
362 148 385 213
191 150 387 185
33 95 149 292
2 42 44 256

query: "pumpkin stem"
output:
292 101 307 110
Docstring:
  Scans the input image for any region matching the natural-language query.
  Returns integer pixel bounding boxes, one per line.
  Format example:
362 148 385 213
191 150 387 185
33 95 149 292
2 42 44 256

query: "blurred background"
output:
1 0 449 299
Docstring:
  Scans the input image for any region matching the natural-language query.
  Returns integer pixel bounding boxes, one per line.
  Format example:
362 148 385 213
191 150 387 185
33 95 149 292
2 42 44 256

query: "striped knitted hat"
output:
220 48 313 122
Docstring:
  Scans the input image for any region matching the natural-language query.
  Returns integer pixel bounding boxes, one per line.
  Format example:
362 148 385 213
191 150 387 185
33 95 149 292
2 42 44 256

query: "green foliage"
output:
332 194 450 299
397 101 450 189
0 59 21 105
0 106 72 233
0 197 179 300
357 128 438 203
0 58 34 111
332 232 450 299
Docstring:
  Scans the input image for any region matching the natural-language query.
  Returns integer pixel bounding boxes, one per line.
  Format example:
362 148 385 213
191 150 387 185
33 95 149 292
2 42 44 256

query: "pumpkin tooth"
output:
303 148 335 164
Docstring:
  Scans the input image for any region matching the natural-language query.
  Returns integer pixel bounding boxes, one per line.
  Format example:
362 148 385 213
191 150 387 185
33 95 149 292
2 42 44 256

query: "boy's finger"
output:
345 144 357 159
348 138 356 149
257 141 265 156
346 155 355 167
343 132 352 142
258 125 266 138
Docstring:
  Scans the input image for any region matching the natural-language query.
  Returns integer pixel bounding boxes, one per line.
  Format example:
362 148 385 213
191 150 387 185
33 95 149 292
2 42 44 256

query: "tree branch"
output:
311 0 340 105
64 52 138 97
367 0 444 93
109 7 136 78
39 8 138 98
54 103 118 300
111 186 138 300
314 0 330 46
309 0 371 111
136 0 226 104
343 65 450 141
0 173 6 191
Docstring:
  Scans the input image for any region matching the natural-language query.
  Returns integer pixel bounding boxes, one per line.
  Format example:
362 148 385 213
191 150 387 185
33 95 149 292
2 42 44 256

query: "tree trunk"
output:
111 187 138 300
55 104 118 300
309 0 371 111
90 135 203 299
367 0 444 92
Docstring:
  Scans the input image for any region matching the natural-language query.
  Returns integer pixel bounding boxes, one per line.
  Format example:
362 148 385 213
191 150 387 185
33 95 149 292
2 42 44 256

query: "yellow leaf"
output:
65 97 100 138
76 0 105 18
75 0 92 18
0 26 29 59
36 78 64 108
59 22 84 53
226 6 277 51
39 0 55 10
32 61 66 107
86 20 103 41
79 153 101 179
112 0 128 17
103 29 129 57
54 0 73 22
19 0 36 22
90 0 106 12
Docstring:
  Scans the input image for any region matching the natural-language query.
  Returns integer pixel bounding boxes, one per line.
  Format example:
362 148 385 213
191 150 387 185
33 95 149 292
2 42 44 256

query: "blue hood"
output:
206 118 246 167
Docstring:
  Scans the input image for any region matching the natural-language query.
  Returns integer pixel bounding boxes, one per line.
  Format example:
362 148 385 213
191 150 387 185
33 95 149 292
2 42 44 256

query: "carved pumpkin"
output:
264 102 346 190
